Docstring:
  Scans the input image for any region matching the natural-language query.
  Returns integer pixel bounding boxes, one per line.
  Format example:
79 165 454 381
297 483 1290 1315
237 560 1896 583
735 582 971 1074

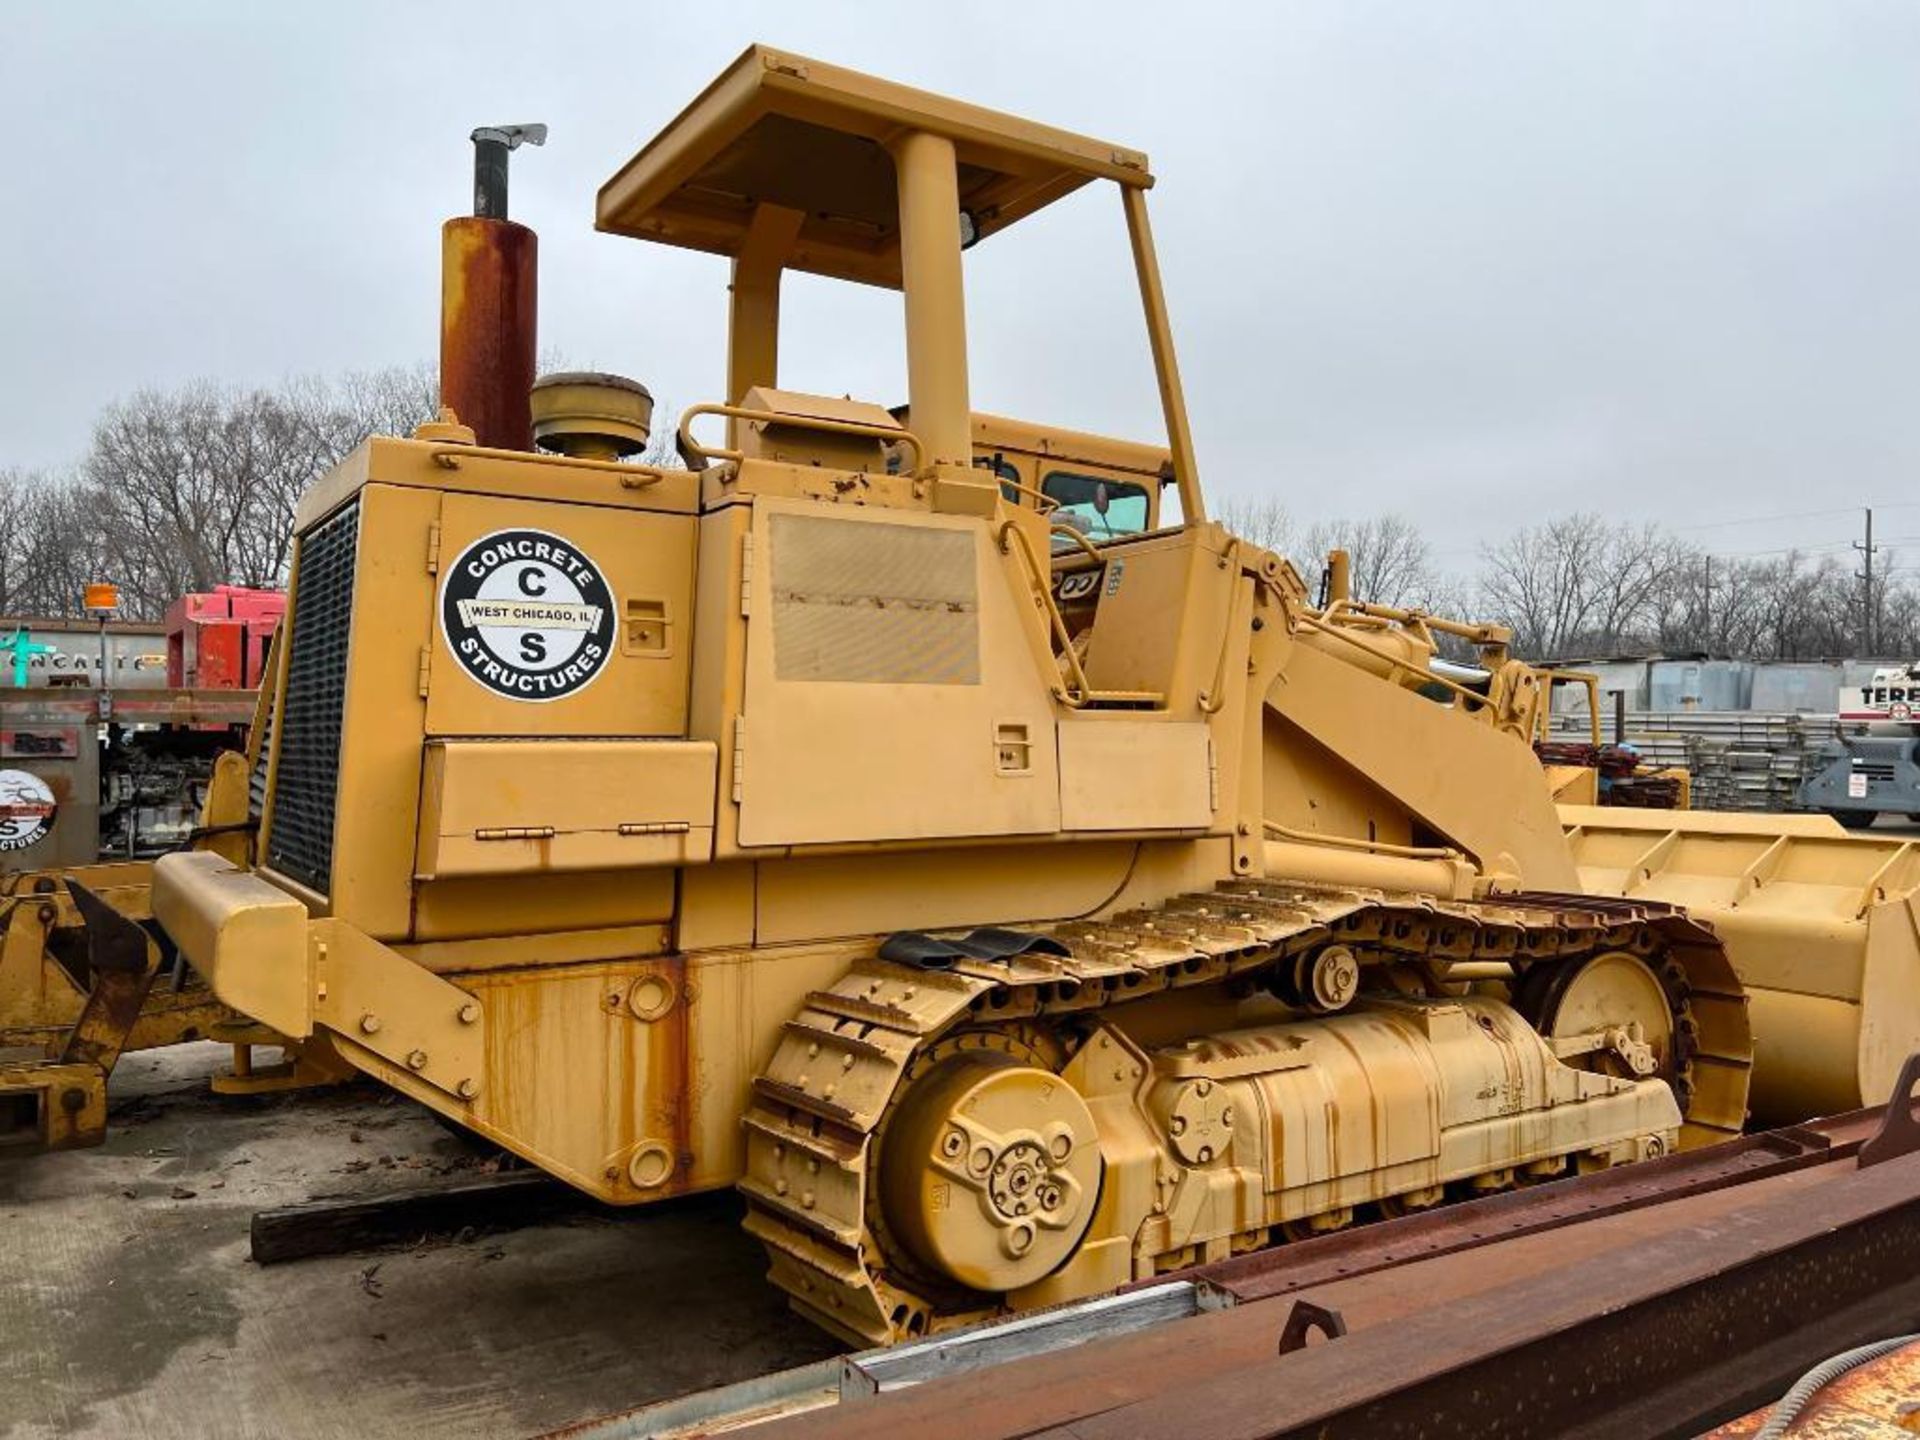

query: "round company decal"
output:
440 528 617 702
0 769 56 851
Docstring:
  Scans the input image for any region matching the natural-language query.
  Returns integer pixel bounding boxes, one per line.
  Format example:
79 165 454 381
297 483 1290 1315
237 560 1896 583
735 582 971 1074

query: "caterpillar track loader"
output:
145 47 1918 1346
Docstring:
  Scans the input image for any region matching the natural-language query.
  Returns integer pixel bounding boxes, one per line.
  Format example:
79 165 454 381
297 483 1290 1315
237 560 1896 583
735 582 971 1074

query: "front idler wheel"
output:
877 1050 1102 1295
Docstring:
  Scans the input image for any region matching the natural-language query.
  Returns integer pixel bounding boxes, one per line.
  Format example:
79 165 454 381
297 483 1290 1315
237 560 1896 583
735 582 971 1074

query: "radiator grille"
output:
265 501 360 893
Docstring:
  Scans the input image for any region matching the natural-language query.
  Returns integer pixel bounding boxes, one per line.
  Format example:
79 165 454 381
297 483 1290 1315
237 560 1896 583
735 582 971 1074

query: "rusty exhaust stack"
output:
440 123 545 450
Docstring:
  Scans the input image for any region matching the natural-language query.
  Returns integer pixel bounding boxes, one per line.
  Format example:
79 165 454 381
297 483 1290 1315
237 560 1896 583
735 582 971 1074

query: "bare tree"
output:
18 362 1920 669
1477 513 1686 658
53 367 441 619
638 393 686 470
1295 514 1437 609
1215 494 1292 553
0 470 37 613
14 483 103 616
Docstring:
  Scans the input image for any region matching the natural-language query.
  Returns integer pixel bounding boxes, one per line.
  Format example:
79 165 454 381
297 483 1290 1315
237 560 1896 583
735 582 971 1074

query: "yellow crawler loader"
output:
141 47 1918 1345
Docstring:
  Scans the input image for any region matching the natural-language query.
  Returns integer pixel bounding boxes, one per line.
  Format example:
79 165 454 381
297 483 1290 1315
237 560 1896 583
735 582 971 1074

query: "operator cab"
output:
599 44 1223 714
909 410 1173 543
966 413 1171 542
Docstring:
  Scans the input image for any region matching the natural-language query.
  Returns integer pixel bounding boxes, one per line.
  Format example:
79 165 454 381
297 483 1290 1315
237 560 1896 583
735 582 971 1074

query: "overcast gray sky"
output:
5 1 1920 571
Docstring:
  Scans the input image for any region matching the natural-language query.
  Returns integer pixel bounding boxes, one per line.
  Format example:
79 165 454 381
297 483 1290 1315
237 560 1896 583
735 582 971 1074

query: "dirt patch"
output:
0 1041 836 1439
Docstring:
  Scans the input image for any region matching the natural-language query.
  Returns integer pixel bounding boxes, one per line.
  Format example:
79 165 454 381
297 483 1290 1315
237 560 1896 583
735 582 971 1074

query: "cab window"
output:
1043 469 1150 543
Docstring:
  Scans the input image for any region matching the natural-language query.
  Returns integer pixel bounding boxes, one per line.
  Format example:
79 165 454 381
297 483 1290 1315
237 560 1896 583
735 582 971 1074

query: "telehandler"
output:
139 47 1918 1345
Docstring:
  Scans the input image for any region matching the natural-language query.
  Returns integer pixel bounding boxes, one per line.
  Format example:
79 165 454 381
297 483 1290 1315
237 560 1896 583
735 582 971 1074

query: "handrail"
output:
996 520 1162 709
427 445 667 488
1198 539 1243 716
997 475 1062 515
1535 668 1603 746
1048 525 1105 563
677 402 927 472
998 519 1096 708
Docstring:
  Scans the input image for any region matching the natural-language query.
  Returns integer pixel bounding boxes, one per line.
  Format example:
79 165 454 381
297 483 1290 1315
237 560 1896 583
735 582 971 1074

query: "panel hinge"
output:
474 826 556 842
425 520 442 575
1207 737 1220 813
739 532 754 617
731 715 747 804
618 820 693 837
417 646 432 699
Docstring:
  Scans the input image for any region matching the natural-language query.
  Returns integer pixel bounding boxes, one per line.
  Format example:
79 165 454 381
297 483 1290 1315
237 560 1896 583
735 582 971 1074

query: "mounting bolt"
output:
457 1002 481 1025
456 1078 479 1100
406 1049 429 1071
359 1013 381 1035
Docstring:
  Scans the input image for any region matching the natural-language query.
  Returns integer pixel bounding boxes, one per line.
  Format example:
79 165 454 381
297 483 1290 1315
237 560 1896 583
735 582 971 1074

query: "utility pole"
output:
1855 507 1880 656
1701 553 1713 650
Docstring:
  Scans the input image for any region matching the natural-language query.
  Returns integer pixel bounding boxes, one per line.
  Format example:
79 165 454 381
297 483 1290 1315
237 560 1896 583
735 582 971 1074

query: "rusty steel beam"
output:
1044 1149 1920 1440
653 1087 1920 1440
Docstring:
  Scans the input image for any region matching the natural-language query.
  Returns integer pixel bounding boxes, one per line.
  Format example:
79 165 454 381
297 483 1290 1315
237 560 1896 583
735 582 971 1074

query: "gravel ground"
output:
0 1043 835 1439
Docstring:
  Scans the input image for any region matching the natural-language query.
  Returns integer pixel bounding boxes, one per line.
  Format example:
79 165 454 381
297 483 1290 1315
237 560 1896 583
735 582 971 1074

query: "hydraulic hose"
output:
1754 1334 1920 1438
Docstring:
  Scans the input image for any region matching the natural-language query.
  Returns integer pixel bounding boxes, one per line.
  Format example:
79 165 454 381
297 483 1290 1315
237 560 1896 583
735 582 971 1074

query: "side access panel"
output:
735 498 1060 846
426 492 696 738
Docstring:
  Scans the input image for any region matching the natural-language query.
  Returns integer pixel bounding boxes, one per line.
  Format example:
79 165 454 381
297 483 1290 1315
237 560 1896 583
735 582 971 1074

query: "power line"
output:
1671 505 1859 533
1672 499 1920 535
1708 534 1920 560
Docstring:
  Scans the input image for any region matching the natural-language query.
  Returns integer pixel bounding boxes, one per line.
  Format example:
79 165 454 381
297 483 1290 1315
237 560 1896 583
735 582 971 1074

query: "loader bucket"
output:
1561 805 1920 1124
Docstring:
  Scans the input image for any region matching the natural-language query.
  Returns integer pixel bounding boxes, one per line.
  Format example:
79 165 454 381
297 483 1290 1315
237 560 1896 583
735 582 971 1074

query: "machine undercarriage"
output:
743 883 1747 1343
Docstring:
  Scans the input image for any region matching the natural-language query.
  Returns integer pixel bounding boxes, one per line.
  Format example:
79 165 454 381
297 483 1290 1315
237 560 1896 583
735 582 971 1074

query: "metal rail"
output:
994 519 1162 709
563 1080 1920 1440
676 402 926 472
